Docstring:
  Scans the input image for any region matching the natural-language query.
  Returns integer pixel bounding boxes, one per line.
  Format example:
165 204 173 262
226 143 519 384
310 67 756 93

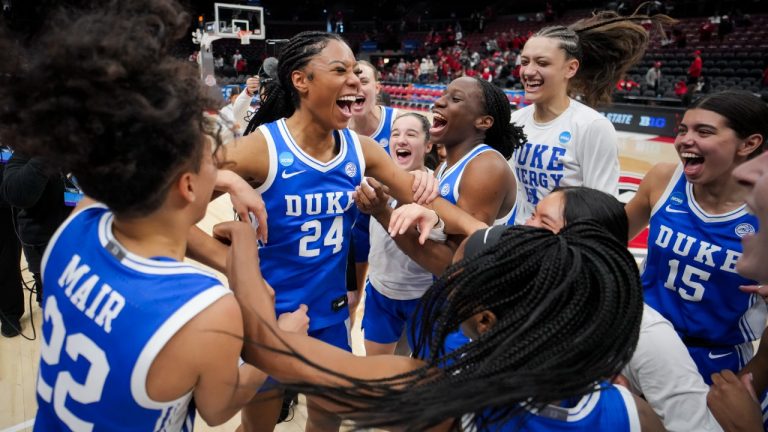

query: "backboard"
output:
213 3 265 41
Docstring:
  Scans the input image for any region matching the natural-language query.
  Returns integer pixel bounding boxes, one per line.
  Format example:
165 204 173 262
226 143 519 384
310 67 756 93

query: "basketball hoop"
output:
237 30 252 45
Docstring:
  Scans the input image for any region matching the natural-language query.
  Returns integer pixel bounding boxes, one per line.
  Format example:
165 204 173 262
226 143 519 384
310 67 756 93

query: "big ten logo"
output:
619 173 648 251
639 116 666 128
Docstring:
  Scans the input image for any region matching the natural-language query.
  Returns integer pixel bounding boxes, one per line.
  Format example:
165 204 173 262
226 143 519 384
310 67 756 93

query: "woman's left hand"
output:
410 170 439 205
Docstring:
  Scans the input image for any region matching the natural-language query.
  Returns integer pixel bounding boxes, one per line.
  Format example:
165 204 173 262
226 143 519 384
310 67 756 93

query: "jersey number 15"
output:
664 259 710 302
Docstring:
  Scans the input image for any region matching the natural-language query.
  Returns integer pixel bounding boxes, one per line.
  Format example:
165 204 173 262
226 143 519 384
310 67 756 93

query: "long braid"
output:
243 31 345 135
533 9 674 107
277 221 643 431
473 77 526 160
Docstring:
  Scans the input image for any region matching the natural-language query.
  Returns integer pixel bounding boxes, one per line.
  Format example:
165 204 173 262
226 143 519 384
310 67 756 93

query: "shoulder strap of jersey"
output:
649 163 684 217
345 128 366 179
255 122 279 194
40 203 108 286
614 384 642 432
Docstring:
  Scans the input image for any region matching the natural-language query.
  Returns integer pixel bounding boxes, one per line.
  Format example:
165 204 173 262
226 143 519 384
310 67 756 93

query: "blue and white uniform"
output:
437 144 516 225
472 383 640 432
410 144 516 355
256 119 364 345
642 164 765 382
351 105 398 264
35 205 229 431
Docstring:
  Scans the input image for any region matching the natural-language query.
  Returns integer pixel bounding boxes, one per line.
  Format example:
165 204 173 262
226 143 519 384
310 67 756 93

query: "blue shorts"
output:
310 319 352 352
258 320 351 393
362 281 421 344
686 343 752 384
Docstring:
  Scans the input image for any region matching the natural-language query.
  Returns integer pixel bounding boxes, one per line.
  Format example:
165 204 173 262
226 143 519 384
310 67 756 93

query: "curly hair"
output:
533 8 674 107
277 221 643 431
0 0 220 217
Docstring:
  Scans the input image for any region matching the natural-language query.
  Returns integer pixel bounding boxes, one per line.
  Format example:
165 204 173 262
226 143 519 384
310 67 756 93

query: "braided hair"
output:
244 31 346 135
279 221 643 431
533 9 674 107
473 78 526 159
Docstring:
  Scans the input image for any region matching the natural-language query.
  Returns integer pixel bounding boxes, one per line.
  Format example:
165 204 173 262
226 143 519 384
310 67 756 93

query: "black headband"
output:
463 225 509 259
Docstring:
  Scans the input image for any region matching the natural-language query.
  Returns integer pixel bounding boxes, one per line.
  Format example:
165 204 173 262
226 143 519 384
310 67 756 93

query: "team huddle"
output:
3 0 768 431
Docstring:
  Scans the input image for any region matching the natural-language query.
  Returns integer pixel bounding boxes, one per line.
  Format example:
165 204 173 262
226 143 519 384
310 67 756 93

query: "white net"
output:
238 30 252 45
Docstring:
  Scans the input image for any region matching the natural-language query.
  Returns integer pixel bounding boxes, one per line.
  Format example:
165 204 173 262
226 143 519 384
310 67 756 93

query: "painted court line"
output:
0 419 34 432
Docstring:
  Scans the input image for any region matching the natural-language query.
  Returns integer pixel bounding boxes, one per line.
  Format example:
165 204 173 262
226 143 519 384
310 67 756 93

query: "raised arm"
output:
186 132 271 272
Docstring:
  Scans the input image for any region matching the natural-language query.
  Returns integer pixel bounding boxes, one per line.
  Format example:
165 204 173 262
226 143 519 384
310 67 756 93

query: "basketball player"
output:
185 31 483 432
0 1 307 429
625 91 768 386
511 10 672 224
362 76 523 277
216 218 664 431
346 60 399 322
354 113 435 356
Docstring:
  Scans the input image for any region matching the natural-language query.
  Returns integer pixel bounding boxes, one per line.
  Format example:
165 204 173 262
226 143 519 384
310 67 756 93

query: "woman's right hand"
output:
354 177 391 217
277 304 310 335
212 221 261 292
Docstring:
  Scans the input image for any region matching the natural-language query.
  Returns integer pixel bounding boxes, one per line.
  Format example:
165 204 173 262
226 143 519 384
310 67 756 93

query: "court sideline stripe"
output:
0 419 34 432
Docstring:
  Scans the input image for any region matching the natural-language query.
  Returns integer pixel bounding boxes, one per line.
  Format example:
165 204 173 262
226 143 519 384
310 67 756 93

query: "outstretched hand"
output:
388 203 439 245
740 285 768 303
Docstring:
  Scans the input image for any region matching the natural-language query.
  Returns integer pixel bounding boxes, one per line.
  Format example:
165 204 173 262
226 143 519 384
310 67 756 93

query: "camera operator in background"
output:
0 151 72 309
0 144 24 337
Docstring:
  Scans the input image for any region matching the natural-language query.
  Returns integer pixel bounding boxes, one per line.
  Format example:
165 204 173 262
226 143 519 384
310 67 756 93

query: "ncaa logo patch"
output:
344 162 357 177
440 183 451 196
379 138 389 148
558 131 572 144
735 223 755 238
669 192 685 206
279 152 294 167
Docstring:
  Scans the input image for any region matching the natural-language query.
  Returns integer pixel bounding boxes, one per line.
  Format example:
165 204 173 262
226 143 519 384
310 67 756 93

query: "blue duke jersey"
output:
437 144 516 225
472 383 640 432
256 119 365 330
35 205 229 432
642 164 765 352
370 106 397 154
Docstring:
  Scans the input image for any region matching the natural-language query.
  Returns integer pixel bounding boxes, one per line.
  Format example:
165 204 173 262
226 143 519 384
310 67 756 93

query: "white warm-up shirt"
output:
510 99 619 224
622 304 724 432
